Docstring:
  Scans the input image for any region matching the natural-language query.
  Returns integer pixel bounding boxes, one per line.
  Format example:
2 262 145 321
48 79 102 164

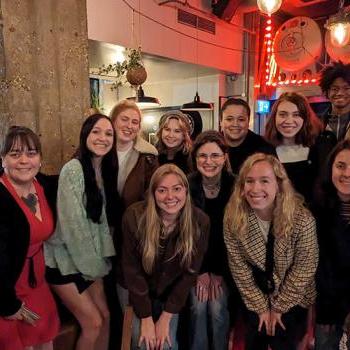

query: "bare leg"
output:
25 342 54 350
87 279 110 350
51 282 103 350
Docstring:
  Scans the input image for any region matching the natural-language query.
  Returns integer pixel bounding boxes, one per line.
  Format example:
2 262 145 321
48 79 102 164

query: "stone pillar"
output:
0 0 90 174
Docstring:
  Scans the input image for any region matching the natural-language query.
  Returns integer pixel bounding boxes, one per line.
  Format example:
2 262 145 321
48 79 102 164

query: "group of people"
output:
0 61 349 350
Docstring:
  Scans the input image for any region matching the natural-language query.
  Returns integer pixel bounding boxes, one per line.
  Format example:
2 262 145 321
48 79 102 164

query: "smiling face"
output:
221 104 250 147
2 139 41 186
113 108 141 145
196 142 226 178
332 149 350 202
161 118 185 149
154 173 187 217
243 160 279 220
328 77 350 113
86 118 114 158
275 100 304 144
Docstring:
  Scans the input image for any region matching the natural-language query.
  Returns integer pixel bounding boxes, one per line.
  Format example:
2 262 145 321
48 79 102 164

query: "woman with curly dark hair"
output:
45 114 119 350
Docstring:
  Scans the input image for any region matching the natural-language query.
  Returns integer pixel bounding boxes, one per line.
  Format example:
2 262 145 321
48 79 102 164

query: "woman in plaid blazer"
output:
224 153 318 350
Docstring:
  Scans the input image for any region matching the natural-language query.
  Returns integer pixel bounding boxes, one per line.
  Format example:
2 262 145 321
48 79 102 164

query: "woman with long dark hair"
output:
224 153 318 350
122 164 209 350
188 130 235 350
45 114 119 350
0 126 59 350
314 140 350 349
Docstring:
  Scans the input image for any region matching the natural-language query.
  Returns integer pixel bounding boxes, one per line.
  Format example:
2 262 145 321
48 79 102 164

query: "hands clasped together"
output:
258 310 286 336
139 311 173 350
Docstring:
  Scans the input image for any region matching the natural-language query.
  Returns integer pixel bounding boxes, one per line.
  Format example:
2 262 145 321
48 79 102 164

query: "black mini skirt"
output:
46 267 94 294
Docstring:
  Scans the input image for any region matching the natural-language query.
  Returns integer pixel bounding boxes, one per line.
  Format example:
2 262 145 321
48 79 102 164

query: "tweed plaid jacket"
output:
224 207 318 315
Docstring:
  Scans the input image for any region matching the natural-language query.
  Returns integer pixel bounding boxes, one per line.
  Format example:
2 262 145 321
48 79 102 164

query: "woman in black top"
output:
265 92 336 203
156 110 193 174
188 130 235 350
314 140 350 350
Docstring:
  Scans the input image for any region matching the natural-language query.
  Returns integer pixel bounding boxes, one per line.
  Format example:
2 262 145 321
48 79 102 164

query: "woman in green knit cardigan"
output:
45 114 119 350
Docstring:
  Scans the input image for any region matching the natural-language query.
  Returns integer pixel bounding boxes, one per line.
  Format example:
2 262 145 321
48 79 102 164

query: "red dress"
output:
0 176 59 350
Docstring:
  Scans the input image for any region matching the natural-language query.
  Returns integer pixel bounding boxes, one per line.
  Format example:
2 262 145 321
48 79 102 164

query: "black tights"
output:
244 306 308 350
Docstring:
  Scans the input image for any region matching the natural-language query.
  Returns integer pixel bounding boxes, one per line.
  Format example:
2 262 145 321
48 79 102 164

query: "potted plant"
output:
98 47 147 90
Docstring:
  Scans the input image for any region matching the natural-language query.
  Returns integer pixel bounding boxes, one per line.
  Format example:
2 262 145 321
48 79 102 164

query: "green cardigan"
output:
44 159 115 280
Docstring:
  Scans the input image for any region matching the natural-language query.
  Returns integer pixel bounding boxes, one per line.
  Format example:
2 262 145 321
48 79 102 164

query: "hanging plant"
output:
98 47 147 90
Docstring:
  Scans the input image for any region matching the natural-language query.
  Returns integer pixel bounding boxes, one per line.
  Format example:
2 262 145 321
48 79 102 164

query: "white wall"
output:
98 73 221 129
87 0 244 73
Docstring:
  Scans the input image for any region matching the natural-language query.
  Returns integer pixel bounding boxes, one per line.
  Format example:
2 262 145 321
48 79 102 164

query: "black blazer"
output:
0 172 57 316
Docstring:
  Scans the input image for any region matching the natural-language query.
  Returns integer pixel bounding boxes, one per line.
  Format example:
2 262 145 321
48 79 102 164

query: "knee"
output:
80 313 103 339
100 308 110 323
190 292 207 315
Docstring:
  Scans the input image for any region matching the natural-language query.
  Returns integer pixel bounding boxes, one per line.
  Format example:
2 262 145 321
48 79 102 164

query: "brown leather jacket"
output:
121 136 159 209
122 201 210 318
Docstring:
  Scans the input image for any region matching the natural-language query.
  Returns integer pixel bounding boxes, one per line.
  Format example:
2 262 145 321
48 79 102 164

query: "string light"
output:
257 0 282 16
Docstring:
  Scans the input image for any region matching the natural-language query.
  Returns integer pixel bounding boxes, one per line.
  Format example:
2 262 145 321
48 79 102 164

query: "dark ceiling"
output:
278 0 350 19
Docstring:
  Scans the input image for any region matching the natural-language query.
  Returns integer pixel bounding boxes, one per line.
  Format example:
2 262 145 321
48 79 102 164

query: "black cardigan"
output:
188 170 235 284
315 200 350 325
0 172 57 316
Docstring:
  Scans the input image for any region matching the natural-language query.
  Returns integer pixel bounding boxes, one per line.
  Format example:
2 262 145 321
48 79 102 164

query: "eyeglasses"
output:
196 153 225 162
329 86 350 94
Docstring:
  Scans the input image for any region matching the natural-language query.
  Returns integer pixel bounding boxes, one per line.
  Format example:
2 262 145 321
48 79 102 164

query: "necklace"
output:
21 193 38 214
202 182 220 198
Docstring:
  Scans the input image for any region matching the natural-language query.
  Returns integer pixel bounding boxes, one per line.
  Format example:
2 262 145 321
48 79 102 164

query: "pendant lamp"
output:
127 86 160 109
182 22 213 111
325 0 350 48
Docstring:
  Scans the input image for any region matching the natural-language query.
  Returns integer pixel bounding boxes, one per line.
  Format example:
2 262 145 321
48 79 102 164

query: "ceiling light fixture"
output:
127 86 160 109
257 0 282 16
181 19 213 111
325 0 350 48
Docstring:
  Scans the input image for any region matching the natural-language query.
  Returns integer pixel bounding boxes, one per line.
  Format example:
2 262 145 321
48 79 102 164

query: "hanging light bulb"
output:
257 0 282 16
325 0 350 48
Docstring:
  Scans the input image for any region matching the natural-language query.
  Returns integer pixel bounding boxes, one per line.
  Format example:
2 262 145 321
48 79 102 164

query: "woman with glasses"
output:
156 111 193 174
122 164 209 350
0 126 59 350
188 130 235 350
265 92 335 203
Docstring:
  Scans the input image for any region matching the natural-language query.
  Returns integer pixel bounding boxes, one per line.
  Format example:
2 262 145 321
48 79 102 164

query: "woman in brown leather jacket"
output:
122 164 209 350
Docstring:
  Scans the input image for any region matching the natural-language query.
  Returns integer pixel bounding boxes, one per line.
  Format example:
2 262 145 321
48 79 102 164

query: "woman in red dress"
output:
0 126 59 350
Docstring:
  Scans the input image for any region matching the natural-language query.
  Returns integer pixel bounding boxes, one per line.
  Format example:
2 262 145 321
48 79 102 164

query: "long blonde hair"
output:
224 153 305 239
138 164 199 274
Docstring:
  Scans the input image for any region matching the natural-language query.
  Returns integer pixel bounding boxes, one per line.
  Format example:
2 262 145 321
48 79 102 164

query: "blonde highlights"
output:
156 113 192 154
224 153 305 239
138 164 198 274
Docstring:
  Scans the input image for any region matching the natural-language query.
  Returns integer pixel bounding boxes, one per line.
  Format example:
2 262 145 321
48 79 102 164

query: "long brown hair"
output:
138 164 199 274
265 92 323 147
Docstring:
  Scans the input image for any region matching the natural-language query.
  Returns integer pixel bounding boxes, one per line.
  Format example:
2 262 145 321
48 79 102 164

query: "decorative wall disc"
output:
273 17 322 72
